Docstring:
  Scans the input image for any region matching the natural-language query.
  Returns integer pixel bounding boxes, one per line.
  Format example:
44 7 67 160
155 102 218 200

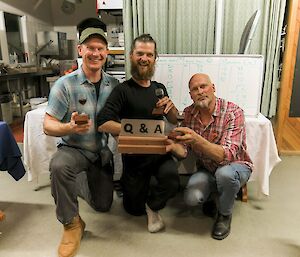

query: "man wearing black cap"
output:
43 27 119 257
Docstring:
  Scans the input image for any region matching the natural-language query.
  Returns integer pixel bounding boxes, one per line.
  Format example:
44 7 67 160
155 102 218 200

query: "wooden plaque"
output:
118 135 167 154
118 119 167 154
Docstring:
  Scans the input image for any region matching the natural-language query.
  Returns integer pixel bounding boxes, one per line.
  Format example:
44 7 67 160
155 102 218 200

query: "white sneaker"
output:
145 204 165 233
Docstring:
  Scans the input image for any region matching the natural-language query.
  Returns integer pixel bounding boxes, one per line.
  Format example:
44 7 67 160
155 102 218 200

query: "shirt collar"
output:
213 97 222 117
77 66 110 87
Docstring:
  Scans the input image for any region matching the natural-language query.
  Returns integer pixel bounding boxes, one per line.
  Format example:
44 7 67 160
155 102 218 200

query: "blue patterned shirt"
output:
46 67 119 158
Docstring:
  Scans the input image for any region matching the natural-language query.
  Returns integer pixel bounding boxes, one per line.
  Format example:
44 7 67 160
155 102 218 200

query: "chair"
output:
238 184 248 202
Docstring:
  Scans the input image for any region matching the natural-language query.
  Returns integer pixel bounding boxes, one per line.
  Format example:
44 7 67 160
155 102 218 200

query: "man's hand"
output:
44 112 91 137
70 112 92 134
156 96 175 114
173 127 225 163
165 138 187 159
172 127 199 145
156 96 178 124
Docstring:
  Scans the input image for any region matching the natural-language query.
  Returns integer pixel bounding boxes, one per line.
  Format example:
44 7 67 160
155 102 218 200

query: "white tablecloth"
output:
24 108 280 196
23 105 58 182
245 114 281 195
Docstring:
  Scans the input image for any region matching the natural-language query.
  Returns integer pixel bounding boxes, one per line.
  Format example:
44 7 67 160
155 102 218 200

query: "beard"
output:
131 60 155 80
195 97 210 109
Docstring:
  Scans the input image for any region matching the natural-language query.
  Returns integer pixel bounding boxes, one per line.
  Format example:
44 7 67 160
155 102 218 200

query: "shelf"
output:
109 49 124 55
109 47 124 55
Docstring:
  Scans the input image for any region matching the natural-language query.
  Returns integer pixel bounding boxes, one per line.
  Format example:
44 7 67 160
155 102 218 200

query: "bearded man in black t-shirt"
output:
98 34 186 233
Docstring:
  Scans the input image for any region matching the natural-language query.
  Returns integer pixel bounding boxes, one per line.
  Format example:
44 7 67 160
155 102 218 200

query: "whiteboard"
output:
153 54 264 117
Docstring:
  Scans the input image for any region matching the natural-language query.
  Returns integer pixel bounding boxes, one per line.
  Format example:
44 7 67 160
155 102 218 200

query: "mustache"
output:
139 60 149 64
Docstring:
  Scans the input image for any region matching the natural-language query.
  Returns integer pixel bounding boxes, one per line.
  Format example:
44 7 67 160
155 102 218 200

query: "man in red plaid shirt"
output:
173 73 253 240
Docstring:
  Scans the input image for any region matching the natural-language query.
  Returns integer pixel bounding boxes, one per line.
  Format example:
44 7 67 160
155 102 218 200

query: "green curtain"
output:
123 0 286 117
222 0 286 117
123 0 215 77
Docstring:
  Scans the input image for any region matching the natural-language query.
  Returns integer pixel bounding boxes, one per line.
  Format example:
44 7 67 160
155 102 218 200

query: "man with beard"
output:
97 34 186 233
173 73 252 240
43 28 119 257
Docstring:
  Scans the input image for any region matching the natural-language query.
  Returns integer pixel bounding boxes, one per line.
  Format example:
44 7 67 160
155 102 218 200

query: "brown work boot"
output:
58 215 86 257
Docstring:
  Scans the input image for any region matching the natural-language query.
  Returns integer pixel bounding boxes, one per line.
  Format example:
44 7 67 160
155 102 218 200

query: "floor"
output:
1 151 300 257
9 118 24 143
3 120 300 256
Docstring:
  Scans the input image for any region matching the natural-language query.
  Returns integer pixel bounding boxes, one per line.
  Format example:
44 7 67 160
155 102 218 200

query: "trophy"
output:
152 88 165 115
74 93 89 125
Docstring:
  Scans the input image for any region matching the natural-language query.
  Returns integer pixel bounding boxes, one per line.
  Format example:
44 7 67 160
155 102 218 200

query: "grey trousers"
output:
49 145 113 224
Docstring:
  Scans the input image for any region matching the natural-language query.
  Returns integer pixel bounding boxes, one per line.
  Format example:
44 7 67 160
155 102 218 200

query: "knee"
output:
49 157 67 179
50 152 77 180
184 188 203 206
215 166 235 186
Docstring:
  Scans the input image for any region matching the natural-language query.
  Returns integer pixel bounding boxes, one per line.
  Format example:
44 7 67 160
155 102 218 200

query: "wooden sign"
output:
120 119 165 137
118 119 167 154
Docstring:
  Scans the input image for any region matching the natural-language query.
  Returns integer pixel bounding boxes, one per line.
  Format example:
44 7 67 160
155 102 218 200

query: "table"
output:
0 121 26 180
245 114 281 195
23 108 280 196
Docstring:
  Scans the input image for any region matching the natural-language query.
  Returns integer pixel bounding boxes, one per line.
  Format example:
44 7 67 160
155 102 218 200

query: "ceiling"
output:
0 0 99 26
50 0 99 26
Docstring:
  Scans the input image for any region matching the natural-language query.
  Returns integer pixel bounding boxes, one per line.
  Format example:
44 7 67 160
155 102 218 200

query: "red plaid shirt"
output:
183 97 253 173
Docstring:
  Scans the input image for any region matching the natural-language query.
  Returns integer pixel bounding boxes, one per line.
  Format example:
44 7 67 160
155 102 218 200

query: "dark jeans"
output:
121 154 179 216
49 145 113 224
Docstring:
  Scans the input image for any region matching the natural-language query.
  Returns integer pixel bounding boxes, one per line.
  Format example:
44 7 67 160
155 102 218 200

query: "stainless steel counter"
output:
0 68 54 81
0 68 55 119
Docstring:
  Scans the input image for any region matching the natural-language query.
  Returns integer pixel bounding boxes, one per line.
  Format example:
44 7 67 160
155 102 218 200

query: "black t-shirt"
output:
92 80 101 101
98 78 168 125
